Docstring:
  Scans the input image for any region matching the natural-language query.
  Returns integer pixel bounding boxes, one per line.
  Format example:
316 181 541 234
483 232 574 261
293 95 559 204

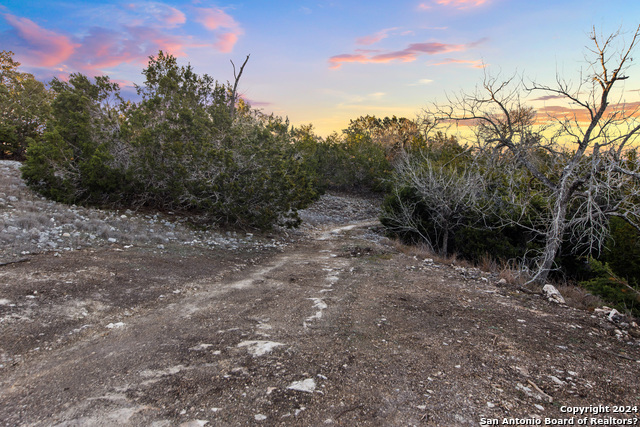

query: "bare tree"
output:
423 26 640 285
229 54 250 120
382 153 489 255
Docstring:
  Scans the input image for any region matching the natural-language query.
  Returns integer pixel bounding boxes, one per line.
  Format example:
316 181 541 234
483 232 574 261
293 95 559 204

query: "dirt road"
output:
1 216 640 426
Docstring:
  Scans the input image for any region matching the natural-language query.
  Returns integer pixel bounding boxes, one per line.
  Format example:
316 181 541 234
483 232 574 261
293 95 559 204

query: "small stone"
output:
108 237 117 243
287 378 316 393
106 322 125 329
254 414 267 421
549 375 565 386
608 308 623 322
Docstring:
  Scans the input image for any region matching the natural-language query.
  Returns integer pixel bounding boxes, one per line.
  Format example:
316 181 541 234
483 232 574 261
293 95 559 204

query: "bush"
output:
0 51 52 160
295 130 392 193
21 74 126 204
22 53 317 229
380 142 545 262
580 259 640 317
602 217 640 286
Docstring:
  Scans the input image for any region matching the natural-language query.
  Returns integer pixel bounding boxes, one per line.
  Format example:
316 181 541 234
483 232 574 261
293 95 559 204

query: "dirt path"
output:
1 217 640 426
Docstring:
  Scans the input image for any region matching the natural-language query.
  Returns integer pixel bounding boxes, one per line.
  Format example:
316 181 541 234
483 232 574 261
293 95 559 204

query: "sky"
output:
1 0 640 136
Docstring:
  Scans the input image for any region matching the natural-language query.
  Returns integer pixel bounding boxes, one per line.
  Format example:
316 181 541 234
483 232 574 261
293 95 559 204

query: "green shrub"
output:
602 217 640 286
0 51 52 159
580 259 640 317
22 53 317 229
295 130 392 193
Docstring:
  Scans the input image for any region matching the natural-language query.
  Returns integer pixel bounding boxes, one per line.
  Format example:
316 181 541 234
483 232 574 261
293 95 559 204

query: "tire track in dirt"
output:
2 217 640 426
0 220 378 426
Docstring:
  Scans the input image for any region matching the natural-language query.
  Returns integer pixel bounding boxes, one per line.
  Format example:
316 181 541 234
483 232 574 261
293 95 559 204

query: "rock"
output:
237 340 285 357
608 308 623 322
543 284 565 304
594 306 626 324
106 322 126 329
287 378 316 393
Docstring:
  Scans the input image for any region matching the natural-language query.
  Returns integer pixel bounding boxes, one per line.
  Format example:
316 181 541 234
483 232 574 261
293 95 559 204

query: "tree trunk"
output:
229 55 249 121
528 190 569 285
441 226 449 256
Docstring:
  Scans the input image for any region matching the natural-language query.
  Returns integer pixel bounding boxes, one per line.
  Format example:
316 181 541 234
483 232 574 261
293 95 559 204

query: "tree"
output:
23 52 317 229
21 73 124 203
381 153 488 255
425 26 640 285
0 51 52 159
345 115 423 160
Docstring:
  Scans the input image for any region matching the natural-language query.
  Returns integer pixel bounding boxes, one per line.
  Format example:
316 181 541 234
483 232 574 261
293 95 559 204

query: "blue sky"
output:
1 0 639 135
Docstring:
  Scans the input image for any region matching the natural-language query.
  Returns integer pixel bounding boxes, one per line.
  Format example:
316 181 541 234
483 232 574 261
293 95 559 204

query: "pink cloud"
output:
430 58 486 68
194 7 237 30
2 5 243 78
161 6 187 27
329 39 485 69
111 78 136 88
406 42 466 54
329 54 369 69
215 32 239 53
532 102 640 124
370 50 418 63
69 25 189 76
356 28 397 45
436 0 488 8
531 94 567 102
193 7 243 53
419 0 488 10
121 2 186 29
3 13 77 67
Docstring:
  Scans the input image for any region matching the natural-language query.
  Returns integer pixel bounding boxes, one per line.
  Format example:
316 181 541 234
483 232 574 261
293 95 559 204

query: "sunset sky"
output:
2 0 639 136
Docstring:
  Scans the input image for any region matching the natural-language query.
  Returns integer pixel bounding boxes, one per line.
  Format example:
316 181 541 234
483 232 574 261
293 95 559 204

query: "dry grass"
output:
389 239 474 269
556 283 604 311
477 253 499 273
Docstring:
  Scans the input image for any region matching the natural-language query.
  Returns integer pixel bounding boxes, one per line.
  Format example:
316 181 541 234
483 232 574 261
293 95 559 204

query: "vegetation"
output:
0 51 52 160
21 52 317 229
5 27 640 315
393 26 640 287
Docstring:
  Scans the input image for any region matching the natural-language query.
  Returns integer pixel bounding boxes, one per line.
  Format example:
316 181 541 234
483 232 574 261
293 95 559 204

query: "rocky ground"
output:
1 160 640 426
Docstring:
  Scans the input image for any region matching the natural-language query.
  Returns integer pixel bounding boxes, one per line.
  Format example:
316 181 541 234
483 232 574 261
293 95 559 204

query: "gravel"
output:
0 160 383 262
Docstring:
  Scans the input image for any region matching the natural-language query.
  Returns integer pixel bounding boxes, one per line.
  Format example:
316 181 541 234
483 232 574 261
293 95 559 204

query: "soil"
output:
1 166 640 426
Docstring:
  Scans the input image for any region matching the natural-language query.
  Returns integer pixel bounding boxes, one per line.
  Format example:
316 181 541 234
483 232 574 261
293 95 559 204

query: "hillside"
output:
1 160 639 426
